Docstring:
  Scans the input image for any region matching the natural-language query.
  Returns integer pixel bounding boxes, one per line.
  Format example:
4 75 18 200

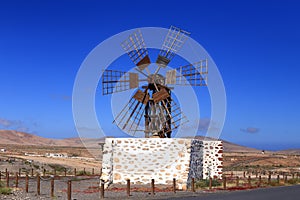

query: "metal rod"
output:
135 68 149 78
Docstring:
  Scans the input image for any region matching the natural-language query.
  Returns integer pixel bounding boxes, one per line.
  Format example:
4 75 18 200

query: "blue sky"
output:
0 0 299 150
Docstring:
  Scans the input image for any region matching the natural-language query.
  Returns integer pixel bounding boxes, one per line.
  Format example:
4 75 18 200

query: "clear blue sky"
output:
0 0 299 150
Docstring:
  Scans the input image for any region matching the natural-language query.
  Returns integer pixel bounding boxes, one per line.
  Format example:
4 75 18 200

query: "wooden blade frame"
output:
156 26 191 67
176 59 208 86
121 29 151 71
102 69 139 95
113 88 149 136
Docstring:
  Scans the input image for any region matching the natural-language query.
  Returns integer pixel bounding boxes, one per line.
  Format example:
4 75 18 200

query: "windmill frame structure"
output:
101 26 208 138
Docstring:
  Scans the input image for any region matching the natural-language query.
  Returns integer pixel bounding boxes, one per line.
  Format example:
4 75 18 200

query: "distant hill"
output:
276 149 300 155
0 130 103 147
0 130 259 152
193 136 260 153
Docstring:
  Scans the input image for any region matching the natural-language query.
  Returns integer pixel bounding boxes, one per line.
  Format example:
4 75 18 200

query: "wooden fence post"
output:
277 175 280 184
92 168 94 175
243 171 246 178
15 172 18 188
284 175 287 183
258 176 261 187
236 176 239 187
127 179 130 197
151 179 155 195
83 168 86 175
5 168 7 178
37 174 40 195
64 168 67 177
191 178 195 192
6 172 9 187
31 168 34 177
173 178 176 193
43 169 46 177
100 180 104 199
67 180 72 200
18 168 21 177
268 174 271 185
223 177 227 189
74 168 76 176
209 177 212 190
248 176 251 187
25 174 29 193
51 177 54 197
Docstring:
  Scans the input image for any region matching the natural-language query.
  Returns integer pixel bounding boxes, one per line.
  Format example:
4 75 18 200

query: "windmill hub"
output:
148 74 165 85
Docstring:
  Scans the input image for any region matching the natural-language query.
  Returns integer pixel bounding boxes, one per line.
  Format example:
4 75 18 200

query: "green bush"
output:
269 180 282 187
195 179 221 188
287 179 299 185
0 181 12 195
0 187 12 195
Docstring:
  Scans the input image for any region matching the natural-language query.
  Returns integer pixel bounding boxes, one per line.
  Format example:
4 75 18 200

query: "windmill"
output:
101 26 208 138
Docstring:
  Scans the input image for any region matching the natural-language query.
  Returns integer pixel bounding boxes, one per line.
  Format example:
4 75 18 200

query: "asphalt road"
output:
166 185 300 200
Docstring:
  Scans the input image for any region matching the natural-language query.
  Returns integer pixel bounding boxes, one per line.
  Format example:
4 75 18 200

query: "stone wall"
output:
100 138 222 189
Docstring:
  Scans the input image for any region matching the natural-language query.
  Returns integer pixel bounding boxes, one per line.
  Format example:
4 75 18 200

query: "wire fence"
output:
0 169 300 199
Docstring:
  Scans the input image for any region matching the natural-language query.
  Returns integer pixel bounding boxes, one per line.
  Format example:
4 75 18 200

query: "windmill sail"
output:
166 59 208 86
121 29 151 71
156 26 190 68
102 69 139 95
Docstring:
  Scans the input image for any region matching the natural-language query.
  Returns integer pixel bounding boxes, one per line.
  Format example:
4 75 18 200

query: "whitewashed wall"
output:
101 138 222 189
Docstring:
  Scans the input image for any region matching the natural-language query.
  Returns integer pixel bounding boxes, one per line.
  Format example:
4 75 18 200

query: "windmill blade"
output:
156 26 191 68
121 29 151 71
113 89 149 135
102 69 139 95
166 59 208 86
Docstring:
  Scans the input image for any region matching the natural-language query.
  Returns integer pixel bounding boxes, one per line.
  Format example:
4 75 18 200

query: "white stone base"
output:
100 138 222 189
